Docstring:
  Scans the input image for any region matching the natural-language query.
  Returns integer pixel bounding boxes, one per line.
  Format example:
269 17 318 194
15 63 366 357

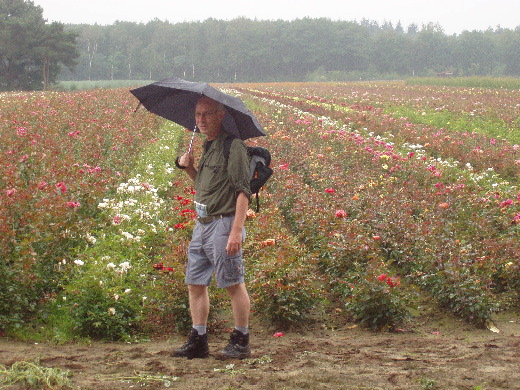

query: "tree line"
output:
1 0 519 90
60 18 520 83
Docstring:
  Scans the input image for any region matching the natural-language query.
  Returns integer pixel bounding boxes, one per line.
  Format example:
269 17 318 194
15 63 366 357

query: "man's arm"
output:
226 191 249 256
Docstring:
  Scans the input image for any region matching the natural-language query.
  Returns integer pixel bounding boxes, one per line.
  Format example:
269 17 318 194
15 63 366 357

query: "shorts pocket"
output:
222 255 244 283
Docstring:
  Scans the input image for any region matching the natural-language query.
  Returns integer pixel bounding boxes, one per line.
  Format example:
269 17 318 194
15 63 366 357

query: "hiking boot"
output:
172 328 209 359
217 329 251 359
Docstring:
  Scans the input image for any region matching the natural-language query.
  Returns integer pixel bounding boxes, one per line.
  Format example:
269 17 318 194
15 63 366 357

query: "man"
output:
173 96 252 359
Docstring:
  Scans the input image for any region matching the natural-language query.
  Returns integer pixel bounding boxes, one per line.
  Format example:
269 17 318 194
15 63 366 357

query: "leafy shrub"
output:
345 267 412 330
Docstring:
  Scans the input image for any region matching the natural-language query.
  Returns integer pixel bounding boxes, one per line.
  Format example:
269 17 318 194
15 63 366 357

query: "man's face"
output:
195 98 225 140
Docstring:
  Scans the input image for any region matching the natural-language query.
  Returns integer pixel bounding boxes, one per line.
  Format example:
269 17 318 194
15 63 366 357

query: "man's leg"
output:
189 284 210 328
226 283 250 328
172 284 210 359
218 283 251 359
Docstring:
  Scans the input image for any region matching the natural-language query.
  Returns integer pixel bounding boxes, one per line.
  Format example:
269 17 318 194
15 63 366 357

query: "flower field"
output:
1 82 519 342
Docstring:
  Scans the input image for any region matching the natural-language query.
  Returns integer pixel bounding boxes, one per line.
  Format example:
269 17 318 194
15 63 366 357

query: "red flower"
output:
325 188 335 194
335 209 347 218
377 274 387 281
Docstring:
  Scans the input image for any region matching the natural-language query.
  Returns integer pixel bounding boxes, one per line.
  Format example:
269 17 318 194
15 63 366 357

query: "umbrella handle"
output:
187 126 197 154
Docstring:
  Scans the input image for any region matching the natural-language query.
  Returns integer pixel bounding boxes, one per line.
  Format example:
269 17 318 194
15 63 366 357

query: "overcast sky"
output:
33 0 519 35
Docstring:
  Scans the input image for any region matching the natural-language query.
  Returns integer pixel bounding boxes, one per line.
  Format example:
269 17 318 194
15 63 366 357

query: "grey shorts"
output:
185 215 246 288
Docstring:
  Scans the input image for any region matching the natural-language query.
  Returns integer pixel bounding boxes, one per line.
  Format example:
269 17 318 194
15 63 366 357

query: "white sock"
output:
193 325 207 335
235 326 249 335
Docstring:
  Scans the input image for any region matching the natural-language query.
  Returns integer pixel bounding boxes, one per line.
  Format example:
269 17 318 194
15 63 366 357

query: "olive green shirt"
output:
194 131 251 217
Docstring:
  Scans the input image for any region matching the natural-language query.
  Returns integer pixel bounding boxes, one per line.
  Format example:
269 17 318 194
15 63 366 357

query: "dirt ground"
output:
1 309 519 390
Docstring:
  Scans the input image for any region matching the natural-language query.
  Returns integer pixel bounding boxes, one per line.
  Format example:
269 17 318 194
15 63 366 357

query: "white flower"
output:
107 262 116 269
74 259 84 266
108 308 116 315
121 231 134 240
114 294 120 301
119 261 131 272
124 289 131 294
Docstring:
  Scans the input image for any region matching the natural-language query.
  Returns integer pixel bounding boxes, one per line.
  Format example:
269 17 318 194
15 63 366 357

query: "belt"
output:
197 213 234 224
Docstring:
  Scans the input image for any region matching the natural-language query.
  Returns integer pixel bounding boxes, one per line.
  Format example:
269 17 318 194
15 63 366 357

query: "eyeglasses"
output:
195 110 221 119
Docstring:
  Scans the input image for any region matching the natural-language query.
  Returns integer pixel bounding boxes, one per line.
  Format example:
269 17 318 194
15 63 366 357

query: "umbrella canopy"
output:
130 77 265 140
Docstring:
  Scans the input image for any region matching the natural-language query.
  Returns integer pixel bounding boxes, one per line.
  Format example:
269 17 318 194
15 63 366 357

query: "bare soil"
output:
1 309 519 390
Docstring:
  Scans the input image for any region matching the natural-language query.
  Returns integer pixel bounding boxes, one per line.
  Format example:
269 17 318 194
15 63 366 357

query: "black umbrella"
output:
130 77 265 148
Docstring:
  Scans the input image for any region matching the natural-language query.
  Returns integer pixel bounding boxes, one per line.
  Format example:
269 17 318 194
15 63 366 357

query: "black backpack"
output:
223 136 273 212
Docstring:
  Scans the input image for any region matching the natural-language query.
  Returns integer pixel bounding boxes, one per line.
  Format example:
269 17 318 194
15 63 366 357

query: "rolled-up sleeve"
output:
228 139 252 201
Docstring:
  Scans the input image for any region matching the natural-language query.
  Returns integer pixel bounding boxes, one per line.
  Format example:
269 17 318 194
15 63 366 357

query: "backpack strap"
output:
222 134 237 160
223 134 261 212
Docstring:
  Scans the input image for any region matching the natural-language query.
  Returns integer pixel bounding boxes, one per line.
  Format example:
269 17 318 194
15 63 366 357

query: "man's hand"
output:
179 151 194 169
226 230 243 256
226 192 249 256
178 151 197 180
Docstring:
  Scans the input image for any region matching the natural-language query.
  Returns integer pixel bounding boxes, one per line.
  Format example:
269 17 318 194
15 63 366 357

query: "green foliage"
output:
64 263 144 341
0 0 78 90
246 210 322 328
2 82 519 342
58 19 520 83
343 265 412 330
0 360 74 389
57 80 150 91
388 105 520 146
407 77 520 90
0 262 34 329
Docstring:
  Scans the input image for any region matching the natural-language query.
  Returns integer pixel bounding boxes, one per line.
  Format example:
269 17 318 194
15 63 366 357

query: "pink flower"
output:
66 201 81 208
377 274 387 281
500 199 513 208
335 209 347 218
141 182 151 190
325 188 335 194
37 181 47 190
273 332 284 337
490 138 497 145
56 182 67 194
6 188 17 196
19 155 28 162
113 215 122 225
278 163 289 170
